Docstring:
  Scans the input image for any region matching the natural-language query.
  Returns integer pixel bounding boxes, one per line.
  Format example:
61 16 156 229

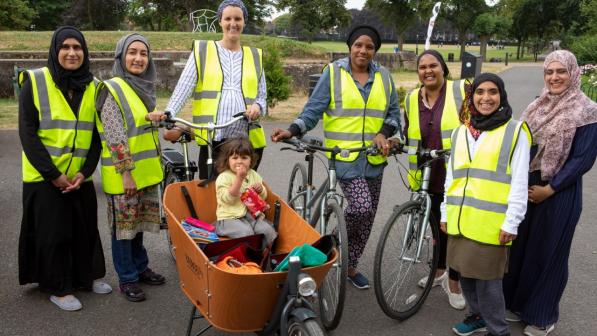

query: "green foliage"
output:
442 0 488 58
580 0 597 34
275 0 351 43
472 13 497 37
29 0 71 30
272 13 292 35
0 0 37 30
396 86 408 110
571 34 597 65
365 0 428 49
263 47 291 108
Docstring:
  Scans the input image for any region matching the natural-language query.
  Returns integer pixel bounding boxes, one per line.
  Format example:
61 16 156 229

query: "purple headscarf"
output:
217 0 248 22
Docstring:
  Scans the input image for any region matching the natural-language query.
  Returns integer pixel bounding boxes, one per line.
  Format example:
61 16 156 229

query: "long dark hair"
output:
215 137 258 173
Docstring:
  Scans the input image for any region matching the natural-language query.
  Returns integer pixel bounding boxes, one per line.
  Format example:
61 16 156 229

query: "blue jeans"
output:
111 232 149 284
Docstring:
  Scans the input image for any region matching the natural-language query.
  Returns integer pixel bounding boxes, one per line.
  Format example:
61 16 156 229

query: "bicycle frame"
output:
394 146 448 264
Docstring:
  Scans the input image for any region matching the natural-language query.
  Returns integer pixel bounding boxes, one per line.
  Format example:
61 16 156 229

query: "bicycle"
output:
373 143 446 321
281 136 380 331
158 112 249 259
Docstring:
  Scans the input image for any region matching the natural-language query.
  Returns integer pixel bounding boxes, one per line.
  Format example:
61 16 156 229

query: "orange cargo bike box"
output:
163 180 336 334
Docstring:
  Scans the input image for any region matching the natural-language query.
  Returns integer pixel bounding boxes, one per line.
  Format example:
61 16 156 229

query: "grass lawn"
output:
0 31 327 58
312 41 534 61
0 98 18 129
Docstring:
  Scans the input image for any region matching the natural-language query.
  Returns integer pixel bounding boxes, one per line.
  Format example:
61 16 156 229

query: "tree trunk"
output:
396 33 404 52
480 35 489 62
459 31 467 61
516 39 521 60
521 39 525 59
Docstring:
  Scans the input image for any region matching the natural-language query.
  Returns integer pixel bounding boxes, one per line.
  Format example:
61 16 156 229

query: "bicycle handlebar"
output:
281 137 380 157
160 111 248 131
397 143 450 159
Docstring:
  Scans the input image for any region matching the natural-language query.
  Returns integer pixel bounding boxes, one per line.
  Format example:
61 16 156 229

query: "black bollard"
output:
505 52 508 66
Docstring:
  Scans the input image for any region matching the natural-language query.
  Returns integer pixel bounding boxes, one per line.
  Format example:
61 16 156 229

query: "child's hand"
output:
251 183 263 194
235 164 248 180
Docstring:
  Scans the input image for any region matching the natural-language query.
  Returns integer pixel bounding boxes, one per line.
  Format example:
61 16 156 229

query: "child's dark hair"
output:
215 137 258 173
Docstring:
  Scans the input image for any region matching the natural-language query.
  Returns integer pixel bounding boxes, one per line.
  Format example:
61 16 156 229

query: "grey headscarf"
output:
112 33 156 111
217 0 248 22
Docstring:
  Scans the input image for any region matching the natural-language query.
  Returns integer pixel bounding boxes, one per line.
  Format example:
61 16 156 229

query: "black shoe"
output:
139 268 166 285
119 282 146 302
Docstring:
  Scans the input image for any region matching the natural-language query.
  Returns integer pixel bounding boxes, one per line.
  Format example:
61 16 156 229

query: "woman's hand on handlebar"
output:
246 104 261 121
373 133 391 156
145 111 167 122
270 128 292 142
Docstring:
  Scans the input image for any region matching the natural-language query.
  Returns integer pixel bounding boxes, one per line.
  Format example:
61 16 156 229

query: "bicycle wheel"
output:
313 200 347 330
162 165 181 261
287 318 325 336
373 200 439 321
287 163 308 219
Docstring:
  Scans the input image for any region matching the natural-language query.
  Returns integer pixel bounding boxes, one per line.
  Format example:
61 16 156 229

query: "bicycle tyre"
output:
373 200 439 321
162 166 182 261
287 318 325 336
287 163 308 219
314 200 347 330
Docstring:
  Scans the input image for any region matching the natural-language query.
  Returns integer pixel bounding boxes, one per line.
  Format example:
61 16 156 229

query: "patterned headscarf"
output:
522 50 597 180
217 0 248 22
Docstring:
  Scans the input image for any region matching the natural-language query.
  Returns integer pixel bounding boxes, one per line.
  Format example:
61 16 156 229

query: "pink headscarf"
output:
522 50 597 181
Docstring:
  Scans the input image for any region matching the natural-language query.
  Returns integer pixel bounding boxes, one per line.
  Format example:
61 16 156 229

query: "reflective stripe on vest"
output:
323 62 391 164
404 79 464 190
96 78 163 194
445 120 532 246
192 40 266 148
20 67 96 182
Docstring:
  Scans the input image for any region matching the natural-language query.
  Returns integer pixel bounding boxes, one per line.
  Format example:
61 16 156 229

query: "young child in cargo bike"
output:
214 138 277 245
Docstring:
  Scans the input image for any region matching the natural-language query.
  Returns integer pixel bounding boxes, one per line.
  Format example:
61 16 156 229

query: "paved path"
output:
1 66 596 335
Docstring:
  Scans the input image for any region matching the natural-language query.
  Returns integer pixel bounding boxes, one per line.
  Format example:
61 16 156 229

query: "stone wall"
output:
0 51 416 98
0 58 183 98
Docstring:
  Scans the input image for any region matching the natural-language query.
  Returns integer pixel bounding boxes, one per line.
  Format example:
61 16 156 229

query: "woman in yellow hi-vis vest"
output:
18 26 110 311
95 34 166 303
271 26 401 290
441 73 530 336
404 50 466 310
163 0 267 179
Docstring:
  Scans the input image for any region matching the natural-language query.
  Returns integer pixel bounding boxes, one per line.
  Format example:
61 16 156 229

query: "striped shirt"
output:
165 41 267 141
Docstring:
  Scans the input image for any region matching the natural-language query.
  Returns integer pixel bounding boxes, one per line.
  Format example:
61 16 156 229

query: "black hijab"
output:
417 49 449 77
48 26 93 93
468 73 512 131
346 25 382 52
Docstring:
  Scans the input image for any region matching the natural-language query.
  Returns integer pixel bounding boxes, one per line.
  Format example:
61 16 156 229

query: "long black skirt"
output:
19 180 106 296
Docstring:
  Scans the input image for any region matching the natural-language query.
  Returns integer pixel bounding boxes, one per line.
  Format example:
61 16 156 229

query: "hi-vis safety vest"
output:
95 78 163 195
405 80 465 190
192 40 266 148
446 119 532 246
19 67 96 183
324 62 392 164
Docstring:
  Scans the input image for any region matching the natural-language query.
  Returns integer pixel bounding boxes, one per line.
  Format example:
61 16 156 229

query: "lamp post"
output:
416 33 419 55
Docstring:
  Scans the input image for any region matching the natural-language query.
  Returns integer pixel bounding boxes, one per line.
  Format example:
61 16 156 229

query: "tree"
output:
62 0 128 30
272 13 293 36
472 13 498 61
28 0 71 30
580 0 597 33
442 0 488 60
0 0 37 30
274 0 351 43
365 0 433 51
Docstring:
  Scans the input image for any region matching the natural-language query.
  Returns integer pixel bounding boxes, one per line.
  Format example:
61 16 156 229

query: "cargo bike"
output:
163 168 336 335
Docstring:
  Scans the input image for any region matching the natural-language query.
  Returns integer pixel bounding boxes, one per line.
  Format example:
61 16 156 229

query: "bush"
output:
571 35 597 65
263 48 291 108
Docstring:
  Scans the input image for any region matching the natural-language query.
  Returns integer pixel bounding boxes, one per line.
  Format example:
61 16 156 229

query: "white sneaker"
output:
417 271 447 288
50 294 82 311
92 280 113 294
524 324 555 336
441 276 466 310
505 310 521 322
